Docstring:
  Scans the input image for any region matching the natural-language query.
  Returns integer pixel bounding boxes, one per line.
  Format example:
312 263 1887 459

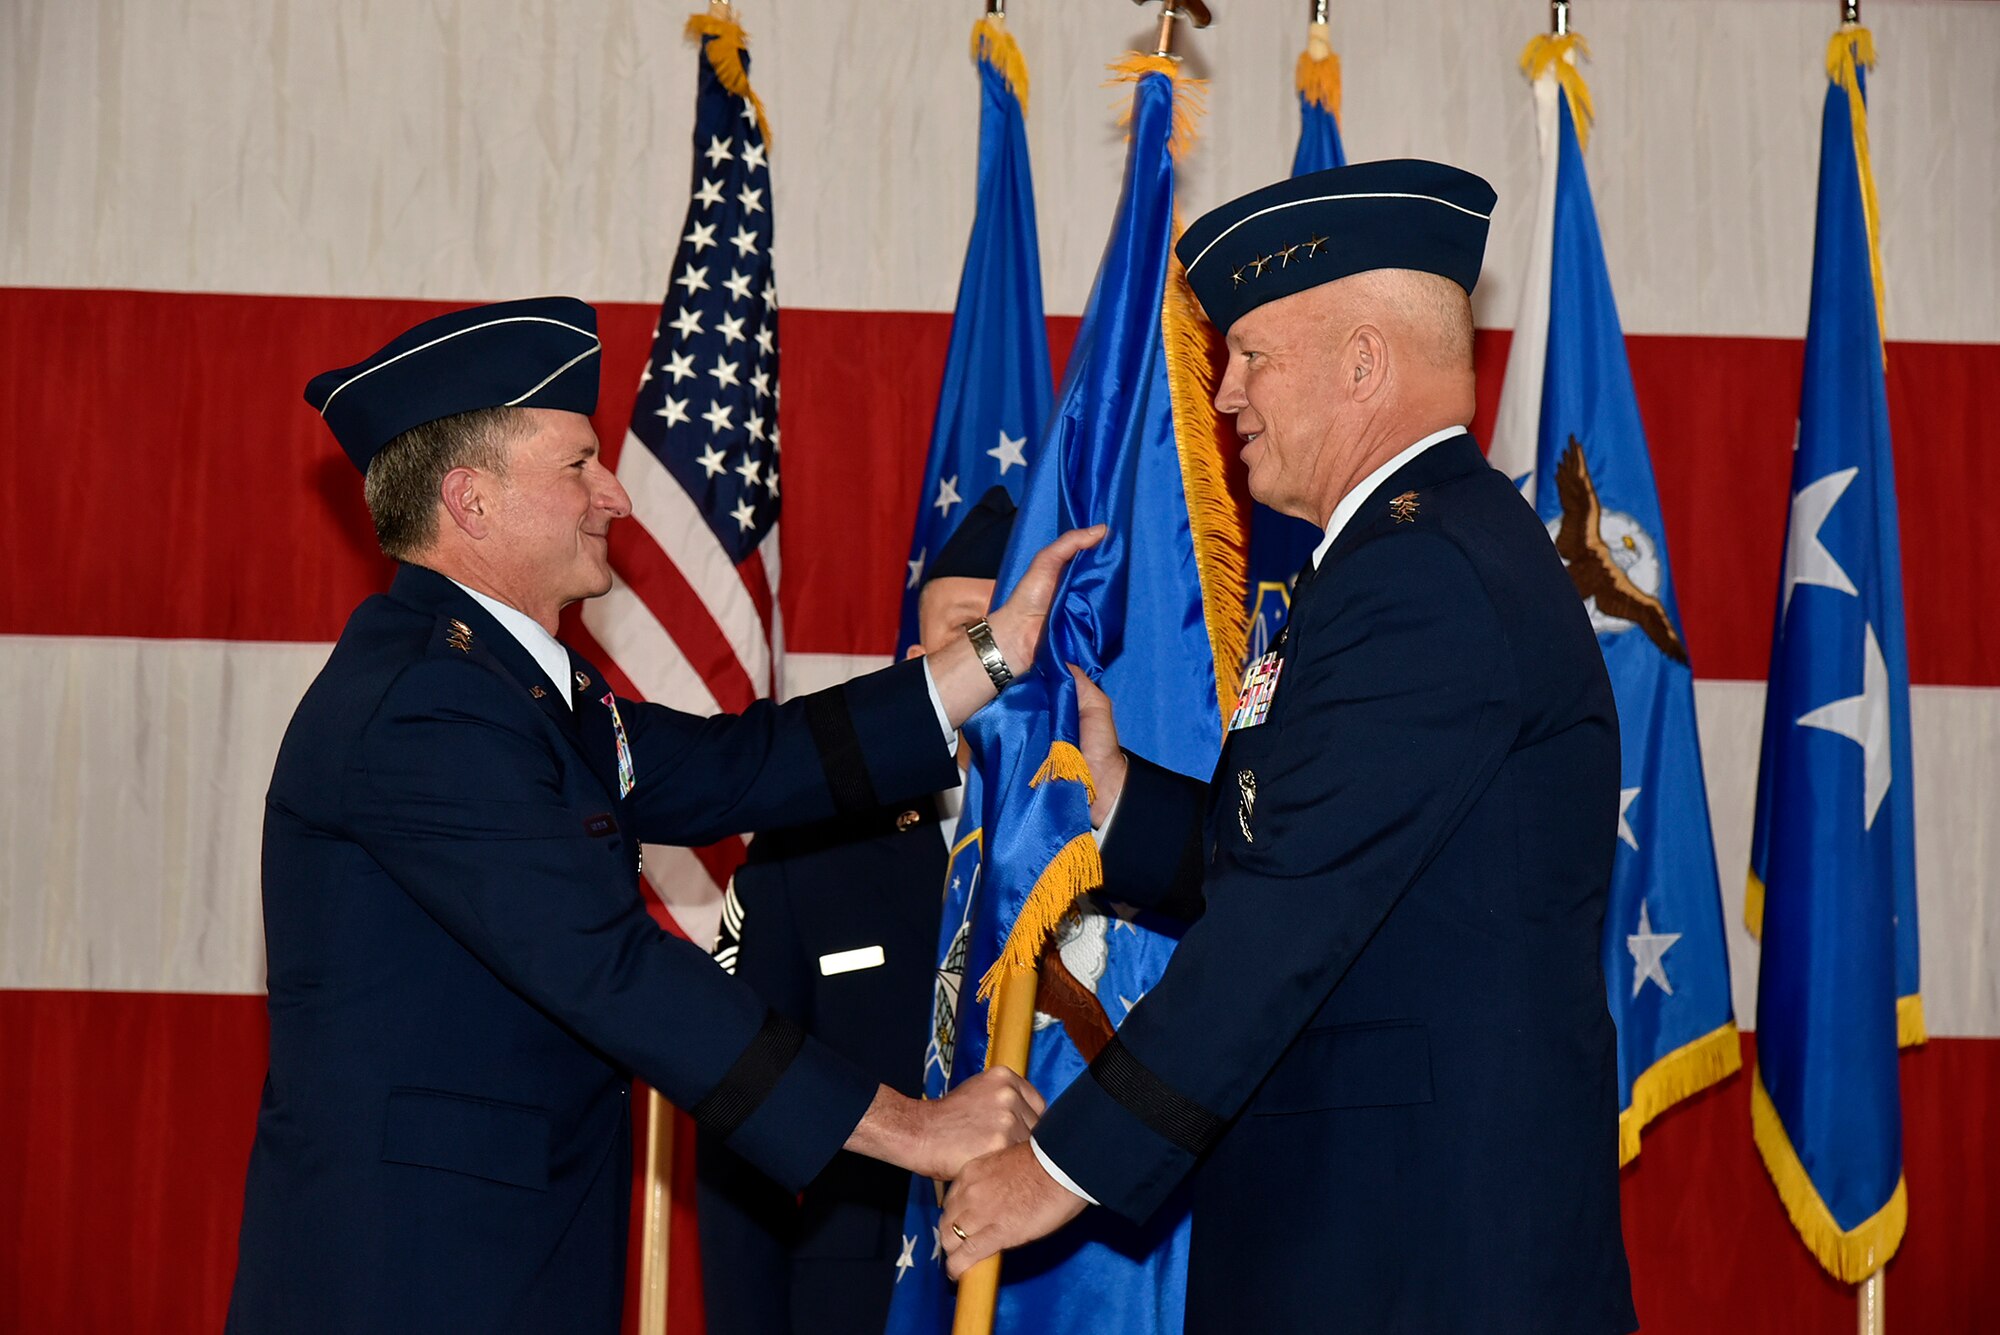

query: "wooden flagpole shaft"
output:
949 965 1041 1335
1858 1272 1884 1335
638 1088 675 1333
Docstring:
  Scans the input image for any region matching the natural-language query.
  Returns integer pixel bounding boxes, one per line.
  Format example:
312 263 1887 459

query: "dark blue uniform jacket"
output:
697 800 948 1335
1034 435 1639 1334
226 564 955 1334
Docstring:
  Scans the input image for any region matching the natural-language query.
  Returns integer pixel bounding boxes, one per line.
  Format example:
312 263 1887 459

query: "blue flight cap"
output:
304 296 603 472
1174 159 1497 334
927 486 1017 583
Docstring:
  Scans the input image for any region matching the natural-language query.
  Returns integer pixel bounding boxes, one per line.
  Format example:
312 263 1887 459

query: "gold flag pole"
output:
638 1088 676 1333
1847 4 1880 1324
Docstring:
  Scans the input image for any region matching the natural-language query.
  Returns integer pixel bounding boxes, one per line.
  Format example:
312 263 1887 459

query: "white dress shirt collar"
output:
1310 426 1469 569
448 579 574 710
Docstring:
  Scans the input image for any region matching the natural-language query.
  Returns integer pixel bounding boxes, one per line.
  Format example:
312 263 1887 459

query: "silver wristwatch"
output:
965 619 1014 692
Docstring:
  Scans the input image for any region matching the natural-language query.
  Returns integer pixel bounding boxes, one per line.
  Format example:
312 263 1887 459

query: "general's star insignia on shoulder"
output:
1390 491 1421 524
445 619 474 653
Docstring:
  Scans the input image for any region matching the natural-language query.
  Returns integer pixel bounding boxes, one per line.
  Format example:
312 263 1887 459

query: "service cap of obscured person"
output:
929 485 1018 583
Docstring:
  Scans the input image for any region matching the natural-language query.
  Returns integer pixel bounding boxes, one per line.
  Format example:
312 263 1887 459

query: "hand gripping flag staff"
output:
886 5 1243 1334
1241 0 1348 670
1488 1 1742 1167
1746 7 1923 1317
577 5 783 1330
895 8 1054 659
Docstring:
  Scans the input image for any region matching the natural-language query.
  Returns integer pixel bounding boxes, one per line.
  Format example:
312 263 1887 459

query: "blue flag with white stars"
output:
1241 41 1347 665
1746 25 1922 1284
886 54 1239 1335
1491 43 1740 1167
895 21 1052 657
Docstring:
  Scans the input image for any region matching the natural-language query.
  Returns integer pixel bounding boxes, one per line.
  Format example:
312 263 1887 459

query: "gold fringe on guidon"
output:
1520 32 1595 152
1030 739 1098 805
1617 1022 1742 1166
976 744 1106 1042
1750 1066 1907 1282
1104 54 1207 161
1898 993 1928 1049
1828 25 1887 352
686 13 772 148
1295 46 1342 119
971 16 1030 113
1162 253 1248 721
1744 868 1766 937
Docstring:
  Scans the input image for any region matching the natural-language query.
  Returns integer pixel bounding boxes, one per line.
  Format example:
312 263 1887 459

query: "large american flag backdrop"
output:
3 3 1995 1331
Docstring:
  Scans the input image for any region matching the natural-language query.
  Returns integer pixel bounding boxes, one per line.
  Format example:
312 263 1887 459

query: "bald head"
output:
1212 268 1477 526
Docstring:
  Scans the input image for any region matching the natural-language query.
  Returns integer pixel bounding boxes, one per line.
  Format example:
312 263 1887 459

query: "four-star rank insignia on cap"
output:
445 619 474 653
1390 491 1422 524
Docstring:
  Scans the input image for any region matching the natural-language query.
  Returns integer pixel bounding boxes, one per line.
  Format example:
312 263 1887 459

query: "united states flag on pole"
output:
581 12 781 919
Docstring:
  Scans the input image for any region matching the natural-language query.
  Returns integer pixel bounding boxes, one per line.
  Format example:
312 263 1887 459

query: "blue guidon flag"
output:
895 17 1054 659
1241 22 1350 667
1488 27 1741 1166
886 50 1242 1335
1745 22 1923 1284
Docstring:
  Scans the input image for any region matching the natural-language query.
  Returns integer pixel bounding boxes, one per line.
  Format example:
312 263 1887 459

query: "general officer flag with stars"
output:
1489 29 1740 1166
1242 22 1347 665
1746 22 1922 1284
886 54 1242 1335
895 17 1053 659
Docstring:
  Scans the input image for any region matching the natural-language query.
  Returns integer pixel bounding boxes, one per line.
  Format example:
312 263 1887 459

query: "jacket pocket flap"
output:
382 1087 551 1191
1252 1019 1434 1114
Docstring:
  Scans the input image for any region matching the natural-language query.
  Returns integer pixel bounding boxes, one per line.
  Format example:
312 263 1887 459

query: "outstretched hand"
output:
985 525 1108 676
938 1140 1089 1279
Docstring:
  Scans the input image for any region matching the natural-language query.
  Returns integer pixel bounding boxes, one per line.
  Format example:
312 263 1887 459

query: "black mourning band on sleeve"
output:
802 687 879 816
1089 1035 1226 1158
690 1008 808 1140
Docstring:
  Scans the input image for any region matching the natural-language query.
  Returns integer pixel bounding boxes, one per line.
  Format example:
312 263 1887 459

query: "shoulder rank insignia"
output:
445 618 474 653
1236 769 1257 843
1389 491 1421 524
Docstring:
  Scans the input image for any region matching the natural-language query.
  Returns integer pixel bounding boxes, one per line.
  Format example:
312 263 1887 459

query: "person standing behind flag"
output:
936 161 1638 1335
696 492 1017 1335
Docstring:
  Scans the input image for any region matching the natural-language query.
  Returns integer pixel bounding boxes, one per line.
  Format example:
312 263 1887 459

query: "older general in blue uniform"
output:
939 162 1639 1334
226 300 1092 1333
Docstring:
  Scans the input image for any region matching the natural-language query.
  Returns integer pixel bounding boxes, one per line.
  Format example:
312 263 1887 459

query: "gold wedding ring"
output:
950 1222 969 1242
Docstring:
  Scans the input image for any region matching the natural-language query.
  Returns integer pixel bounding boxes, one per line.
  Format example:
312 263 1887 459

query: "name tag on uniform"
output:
1227 650 1285 732
818 945 886 976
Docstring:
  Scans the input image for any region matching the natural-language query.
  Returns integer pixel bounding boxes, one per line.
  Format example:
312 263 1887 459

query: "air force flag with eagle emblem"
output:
1489 34 1740 1165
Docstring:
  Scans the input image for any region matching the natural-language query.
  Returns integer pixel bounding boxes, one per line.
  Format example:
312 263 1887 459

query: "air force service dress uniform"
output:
1030 164 1639 1334
696 491 1015 1335
227 299 960 1334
